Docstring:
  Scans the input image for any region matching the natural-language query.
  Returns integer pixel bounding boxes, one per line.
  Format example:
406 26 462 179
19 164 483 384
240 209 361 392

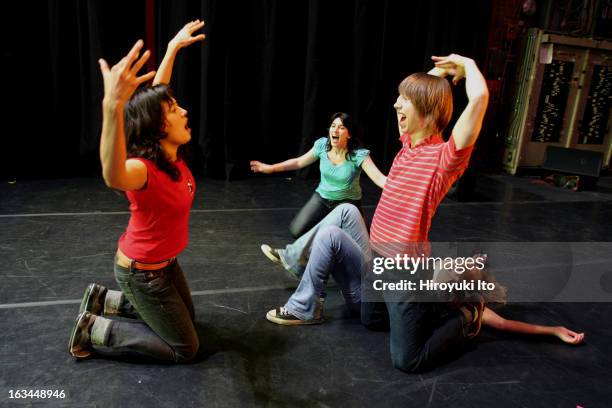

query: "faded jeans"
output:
279 203 371 278
283 204 370 319
280 203 466 371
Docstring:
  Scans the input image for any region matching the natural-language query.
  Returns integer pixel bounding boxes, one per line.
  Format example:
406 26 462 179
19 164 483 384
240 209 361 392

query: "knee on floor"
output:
173 337 200 363
391 353 423 374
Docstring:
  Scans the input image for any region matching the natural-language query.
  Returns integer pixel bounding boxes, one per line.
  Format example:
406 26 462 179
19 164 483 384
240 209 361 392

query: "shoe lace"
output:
278 306 292 316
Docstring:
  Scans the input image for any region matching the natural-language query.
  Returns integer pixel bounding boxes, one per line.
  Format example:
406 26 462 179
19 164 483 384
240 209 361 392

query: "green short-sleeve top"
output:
312 137 370 201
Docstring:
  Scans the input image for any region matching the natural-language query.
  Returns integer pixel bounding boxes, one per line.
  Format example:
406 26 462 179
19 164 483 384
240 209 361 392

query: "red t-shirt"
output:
370 134 473 257
118 158 196 263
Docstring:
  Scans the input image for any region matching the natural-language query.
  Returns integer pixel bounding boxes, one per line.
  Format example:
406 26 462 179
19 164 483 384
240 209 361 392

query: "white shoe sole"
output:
261 244 281 264
266 309 323 325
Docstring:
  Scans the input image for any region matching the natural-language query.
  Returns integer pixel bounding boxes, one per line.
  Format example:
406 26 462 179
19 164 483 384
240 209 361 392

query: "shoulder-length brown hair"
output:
398 73 453 134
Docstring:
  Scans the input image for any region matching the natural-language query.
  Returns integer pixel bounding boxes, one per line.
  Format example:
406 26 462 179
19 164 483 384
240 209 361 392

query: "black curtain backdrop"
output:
2 0 492 180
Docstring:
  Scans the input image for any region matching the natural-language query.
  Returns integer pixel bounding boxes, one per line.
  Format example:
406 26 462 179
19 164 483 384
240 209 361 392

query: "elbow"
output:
482 89 490 104
493 319 506 331
294 159 306 170
467 91 489 115
101 170 113 188
102 171 122 190
475 89 489 106
103 175 118 189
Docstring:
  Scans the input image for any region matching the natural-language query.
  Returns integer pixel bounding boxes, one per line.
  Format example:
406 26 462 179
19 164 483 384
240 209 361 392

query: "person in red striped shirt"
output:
362 55 491 372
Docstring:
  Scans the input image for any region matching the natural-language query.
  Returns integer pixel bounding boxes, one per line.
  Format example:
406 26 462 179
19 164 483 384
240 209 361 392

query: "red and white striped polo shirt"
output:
370 133 473 257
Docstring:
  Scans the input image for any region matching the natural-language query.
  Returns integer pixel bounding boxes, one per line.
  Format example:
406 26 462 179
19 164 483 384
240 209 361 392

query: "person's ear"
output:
160 119 169 136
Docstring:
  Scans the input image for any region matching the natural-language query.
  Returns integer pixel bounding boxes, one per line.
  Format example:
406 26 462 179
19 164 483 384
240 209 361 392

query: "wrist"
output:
102 99 124 113
428 67 447 78
166 41 180 55
167 41 181 53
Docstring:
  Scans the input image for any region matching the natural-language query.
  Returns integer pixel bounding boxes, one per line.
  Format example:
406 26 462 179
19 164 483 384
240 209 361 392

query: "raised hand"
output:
99 40 155 107
154 20 206 85
431 54 471 85
250 161 274 174
169 19 206 50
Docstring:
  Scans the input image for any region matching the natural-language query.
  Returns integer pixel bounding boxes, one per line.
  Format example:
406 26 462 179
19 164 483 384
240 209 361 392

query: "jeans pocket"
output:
131 269 171 297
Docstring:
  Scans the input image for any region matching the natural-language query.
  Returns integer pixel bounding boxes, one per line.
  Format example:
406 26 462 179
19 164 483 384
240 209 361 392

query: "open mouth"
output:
331 135 339 142
398 114 406 124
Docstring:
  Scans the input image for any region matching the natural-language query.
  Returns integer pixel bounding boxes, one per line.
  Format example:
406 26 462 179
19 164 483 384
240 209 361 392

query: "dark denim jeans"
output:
361 267 466 373
92 258 199 363
289 192 364 238
380 301 465 373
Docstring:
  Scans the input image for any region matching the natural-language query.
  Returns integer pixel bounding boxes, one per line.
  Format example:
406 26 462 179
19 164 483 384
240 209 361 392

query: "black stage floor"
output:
1 174 611 407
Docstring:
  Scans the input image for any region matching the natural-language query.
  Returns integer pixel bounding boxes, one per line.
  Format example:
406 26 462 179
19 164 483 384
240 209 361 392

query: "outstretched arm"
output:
361 156 386 188
429 54 489 150
99 40 156 191
153 19 206 85
250 148 318 174
482 307 585 345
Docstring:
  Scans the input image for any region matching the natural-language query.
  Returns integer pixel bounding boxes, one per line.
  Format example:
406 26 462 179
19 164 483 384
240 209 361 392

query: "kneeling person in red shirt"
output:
68 21 206 362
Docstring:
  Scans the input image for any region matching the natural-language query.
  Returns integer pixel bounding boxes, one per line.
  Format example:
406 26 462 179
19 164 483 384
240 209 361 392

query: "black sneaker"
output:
266 304 323 325
79 283 107 315
68 312 96 359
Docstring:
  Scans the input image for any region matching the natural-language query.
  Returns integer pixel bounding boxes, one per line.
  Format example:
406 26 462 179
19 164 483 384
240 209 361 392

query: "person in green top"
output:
251 112 387 238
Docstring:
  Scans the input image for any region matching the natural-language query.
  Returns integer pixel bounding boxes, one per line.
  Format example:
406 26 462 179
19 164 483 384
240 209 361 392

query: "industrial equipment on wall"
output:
504 28 611 174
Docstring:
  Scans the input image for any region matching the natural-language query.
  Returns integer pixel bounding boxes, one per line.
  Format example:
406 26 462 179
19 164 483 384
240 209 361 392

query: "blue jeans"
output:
283 204 370 319
289 192 364 238
284 225 366 320
281 204 466 372
279 204 371 278
91 258 199 362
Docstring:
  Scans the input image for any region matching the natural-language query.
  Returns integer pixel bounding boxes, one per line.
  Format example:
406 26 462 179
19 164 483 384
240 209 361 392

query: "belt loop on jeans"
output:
116 248 175 271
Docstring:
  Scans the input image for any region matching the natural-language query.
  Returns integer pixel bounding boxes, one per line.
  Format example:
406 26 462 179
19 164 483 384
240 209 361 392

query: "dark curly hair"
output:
124 84 185 181
325 112 364 162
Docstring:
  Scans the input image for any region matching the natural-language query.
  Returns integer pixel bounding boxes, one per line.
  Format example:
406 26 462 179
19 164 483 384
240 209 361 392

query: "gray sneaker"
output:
260 244 281 264
79 283 107 315
68 312 96 359
260 244 300 281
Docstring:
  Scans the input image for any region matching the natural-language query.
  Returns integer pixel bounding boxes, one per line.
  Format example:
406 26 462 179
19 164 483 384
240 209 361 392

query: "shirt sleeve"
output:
131 158 156 194
313 137 328 159
351 148 371 167
125 158 155 204
438 135 474 179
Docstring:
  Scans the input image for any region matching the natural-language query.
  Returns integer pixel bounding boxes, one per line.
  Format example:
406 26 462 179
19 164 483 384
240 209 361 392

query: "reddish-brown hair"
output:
398 73 453 134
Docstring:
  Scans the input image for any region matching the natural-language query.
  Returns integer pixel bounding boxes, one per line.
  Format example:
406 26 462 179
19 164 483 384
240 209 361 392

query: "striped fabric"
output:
370 133 473 258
